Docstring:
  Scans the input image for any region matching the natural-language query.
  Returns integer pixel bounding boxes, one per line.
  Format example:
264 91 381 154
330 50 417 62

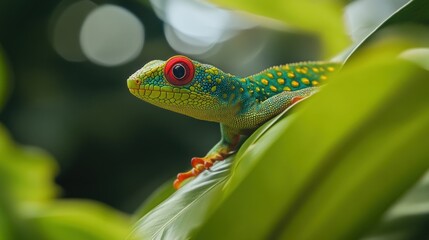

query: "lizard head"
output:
127 55 243 122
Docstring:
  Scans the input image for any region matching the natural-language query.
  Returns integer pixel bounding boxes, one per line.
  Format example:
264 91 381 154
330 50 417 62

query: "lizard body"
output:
127 56 340 188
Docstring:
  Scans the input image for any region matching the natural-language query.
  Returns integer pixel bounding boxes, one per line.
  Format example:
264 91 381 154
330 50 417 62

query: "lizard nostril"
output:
127 78 141 89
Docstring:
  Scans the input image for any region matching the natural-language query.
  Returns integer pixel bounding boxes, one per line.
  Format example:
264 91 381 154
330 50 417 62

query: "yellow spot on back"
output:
296 68 302 73
216 78 222 84
240 78 246 83
231 85 236 90
282 65 290 70
239 88 244 92
270 86 278 92
267 73 274 78
211 86 217 92
189 86 195 91
283 87 291 91
301 78 310 85
291 80 299 87
287 72 295 78
222 93 228 99
255 87 260 92
327 66 335 72
276 71 282 76
312 80 319 86
261 79 269 85
312 67 319 73
301 67 308 74
320 75 328 81
277 78 285 85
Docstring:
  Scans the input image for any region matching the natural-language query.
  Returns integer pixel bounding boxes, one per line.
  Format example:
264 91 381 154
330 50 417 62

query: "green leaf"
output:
343 0 429 62
358 42 429 240
363 171 429 240
209 0 350 58
129 158 231 240
133 179 176 220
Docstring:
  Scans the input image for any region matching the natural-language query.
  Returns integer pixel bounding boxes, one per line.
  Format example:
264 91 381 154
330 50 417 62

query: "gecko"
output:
127 55 340 189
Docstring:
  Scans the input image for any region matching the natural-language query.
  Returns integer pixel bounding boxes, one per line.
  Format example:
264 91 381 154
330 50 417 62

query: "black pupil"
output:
172 63 186 79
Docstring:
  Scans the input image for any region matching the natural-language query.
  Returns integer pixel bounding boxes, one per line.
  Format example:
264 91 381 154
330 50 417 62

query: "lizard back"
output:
240 62 340 103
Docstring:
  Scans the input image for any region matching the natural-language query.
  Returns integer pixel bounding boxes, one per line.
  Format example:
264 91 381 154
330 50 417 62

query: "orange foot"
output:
173 155 224 189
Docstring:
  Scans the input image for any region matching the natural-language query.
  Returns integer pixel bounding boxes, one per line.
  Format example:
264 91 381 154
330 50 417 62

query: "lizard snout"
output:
127 78 141 90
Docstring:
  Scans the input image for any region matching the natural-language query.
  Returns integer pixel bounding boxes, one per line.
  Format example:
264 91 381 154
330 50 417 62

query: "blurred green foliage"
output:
210 0 350 58
0 124 131 240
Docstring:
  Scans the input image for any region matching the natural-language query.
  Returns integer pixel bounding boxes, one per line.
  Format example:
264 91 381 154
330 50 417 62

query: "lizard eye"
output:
164 56 195 86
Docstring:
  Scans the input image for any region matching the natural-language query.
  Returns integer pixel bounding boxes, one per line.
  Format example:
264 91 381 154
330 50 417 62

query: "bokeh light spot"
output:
164 24 215 55
166 0 229 46
152 0 255 56
80 5 144 66
52 0 97 62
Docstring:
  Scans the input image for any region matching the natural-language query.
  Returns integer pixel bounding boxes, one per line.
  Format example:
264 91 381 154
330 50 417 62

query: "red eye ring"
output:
164 56 195 86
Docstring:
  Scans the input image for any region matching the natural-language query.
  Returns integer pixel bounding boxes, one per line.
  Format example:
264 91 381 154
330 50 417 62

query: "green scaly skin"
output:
127 55 340 188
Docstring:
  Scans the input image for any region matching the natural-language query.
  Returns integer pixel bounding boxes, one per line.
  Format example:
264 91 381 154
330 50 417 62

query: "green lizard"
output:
127 55 340 189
